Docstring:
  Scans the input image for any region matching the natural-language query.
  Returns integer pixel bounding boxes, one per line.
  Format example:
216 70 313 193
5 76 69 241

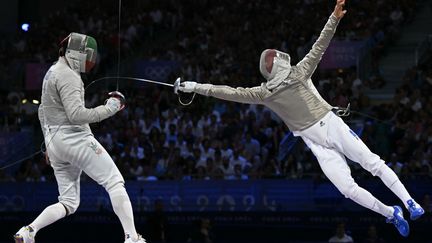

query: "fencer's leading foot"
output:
13 226 35 243
407 199 424 220
124 234 146 243
386 206 409 237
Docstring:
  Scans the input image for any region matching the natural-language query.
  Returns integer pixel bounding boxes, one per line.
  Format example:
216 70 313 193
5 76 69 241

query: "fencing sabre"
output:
85 76 196 106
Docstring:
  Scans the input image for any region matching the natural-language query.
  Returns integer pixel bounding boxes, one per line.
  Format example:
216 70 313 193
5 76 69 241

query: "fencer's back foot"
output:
407 199 425 220
13 234 24 243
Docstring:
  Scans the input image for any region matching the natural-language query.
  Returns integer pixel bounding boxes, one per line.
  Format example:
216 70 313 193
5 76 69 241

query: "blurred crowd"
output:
1 0 431 184
0 0 416 87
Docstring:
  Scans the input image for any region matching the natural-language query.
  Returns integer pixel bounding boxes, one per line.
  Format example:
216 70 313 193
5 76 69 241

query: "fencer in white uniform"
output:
14 33 146 243
178 0 424 237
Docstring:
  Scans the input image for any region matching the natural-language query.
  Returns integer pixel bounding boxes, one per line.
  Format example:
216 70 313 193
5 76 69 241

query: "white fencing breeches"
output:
294 112 386 175
293 112 400 217
45 125 124 214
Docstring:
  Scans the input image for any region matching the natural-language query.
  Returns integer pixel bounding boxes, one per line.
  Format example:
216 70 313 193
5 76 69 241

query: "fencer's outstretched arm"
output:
296 0 346 80
57 73 118 124
180 82 266 104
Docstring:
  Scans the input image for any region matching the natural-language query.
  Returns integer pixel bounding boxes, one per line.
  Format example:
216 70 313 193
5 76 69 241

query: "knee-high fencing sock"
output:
108 183 138 240
376 164 412 208
30 202 67 234
348 185 394 218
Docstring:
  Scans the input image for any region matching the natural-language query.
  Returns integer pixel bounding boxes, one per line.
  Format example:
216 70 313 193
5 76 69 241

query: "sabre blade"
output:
85 76 174 91
132 78 174 87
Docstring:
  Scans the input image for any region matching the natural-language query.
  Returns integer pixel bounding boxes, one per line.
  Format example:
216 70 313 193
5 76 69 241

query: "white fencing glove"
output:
108 91 126 110
178 81 197 93
105 97 121 114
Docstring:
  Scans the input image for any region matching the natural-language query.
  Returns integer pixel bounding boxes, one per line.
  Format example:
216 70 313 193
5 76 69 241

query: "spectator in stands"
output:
146 199 168 243
328 223 354 243
362 224 386 243
243 132 261 159
187 218 213 243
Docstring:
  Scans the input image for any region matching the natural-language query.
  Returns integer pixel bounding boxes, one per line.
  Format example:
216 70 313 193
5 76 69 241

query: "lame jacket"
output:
194 14 339 132
38 58 114 137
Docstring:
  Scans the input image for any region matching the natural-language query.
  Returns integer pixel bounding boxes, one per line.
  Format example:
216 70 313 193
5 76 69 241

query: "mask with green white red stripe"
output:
60 32 97 73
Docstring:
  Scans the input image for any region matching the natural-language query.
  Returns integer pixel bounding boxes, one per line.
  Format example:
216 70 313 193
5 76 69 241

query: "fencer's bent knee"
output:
374 163 388 177
59 199 80 215
105 181 125 193
99 170 125 191
337 181 360 199
359 152 385 176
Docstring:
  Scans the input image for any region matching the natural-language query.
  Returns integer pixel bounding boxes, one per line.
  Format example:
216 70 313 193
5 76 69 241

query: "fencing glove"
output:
178 81 197 93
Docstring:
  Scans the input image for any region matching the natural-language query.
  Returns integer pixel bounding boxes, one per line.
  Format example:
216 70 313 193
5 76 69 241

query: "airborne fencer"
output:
14 33 146 243
178 0 424 237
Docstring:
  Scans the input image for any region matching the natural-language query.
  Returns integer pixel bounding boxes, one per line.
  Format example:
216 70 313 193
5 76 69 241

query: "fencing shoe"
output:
407 199 425 220
386 206 409 237
124 234 147 243
14 226 35 243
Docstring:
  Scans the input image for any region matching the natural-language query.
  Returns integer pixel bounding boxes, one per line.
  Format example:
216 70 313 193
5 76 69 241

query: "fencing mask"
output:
59 32 97 73
259 49 292 90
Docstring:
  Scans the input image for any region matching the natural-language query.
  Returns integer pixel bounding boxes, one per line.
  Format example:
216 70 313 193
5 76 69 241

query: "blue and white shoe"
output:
124 234 146 243
14 226 35 243
407 199 424 220
386 206 409 237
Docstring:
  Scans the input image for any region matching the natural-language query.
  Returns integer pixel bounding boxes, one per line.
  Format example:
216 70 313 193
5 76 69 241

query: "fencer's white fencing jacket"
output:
38 57 115 137
193 14 339 132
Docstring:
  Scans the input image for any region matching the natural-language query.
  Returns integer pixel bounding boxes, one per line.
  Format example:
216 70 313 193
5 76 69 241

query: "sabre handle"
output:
108 91 126 110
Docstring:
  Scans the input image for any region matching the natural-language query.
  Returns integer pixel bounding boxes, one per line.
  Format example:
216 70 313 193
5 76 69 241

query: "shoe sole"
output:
394 206 410 237
410 212 424 221
399 220 410 237
13 234 24 243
